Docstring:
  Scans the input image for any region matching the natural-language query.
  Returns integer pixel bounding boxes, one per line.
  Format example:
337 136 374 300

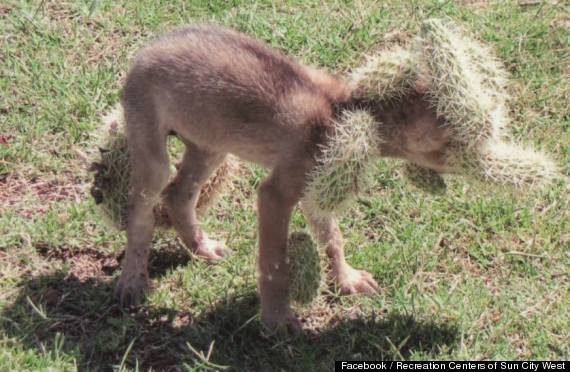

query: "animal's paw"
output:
334 265 379 296
115 272 150 307
193 236 232 262
261 306 302 336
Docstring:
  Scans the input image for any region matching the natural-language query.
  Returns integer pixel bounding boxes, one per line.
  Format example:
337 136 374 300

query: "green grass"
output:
1 0 569 370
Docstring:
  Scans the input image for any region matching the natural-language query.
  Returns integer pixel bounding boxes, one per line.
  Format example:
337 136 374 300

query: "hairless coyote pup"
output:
116 25 452 331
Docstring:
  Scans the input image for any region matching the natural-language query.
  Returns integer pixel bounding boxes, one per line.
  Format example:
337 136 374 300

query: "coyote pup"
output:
115 26 449 330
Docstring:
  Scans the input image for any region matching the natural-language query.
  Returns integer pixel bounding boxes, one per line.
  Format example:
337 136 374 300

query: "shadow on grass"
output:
35 239 194 280
2 248 459 370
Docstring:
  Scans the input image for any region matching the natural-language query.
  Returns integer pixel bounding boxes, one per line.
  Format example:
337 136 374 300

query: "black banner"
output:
335 361 567 372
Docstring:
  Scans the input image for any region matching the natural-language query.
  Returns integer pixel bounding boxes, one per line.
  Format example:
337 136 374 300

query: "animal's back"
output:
126 26 313 109
121 25 343 166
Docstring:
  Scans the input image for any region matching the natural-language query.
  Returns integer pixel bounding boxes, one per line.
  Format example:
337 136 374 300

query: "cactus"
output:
287 232 323 305
350 45 418 101
449 21 510 140
90 104 239 230
302 110 380 218
451 141 558 188
90 106 134 230
416 18 557 189
195 156 240 212
420 18 503 145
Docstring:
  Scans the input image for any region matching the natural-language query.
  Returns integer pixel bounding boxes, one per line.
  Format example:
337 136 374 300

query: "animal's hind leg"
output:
115 112 170 307
164 141 230 261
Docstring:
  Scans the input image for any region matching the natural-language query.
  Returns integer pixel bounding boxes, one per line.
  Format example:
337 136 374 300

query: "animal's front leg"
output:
302 207 379 295
257 169 304 332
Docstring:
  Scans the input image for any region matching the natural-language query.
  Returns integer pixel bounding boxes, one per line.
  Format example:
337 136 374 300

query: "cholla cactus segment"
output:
90 104 239 230
420 18 511 145
90 107 132 230
196 156 240 215
418 18 559 189
287 232 323 305
403 163 446 194
441 19 509 95
466 42 509 98
350 46 418 101
302 110 379 218
455 141 558 189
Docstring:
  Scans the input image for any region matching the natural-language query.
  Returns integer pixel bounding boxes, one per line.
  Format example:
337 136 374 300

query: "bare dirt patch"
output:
35 238 194 282
0 173 87 217
36 243 120 282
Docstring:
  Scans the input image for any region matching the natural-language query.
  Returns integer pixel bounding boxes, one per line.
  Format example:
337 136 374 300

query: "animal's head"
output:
361 89 452 174
303 18 559 218
348 18 558 190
